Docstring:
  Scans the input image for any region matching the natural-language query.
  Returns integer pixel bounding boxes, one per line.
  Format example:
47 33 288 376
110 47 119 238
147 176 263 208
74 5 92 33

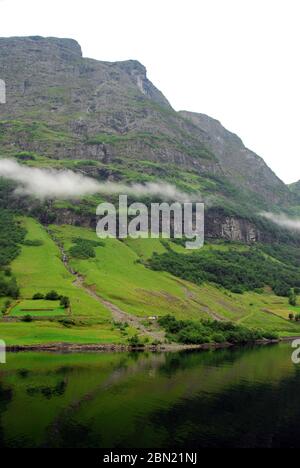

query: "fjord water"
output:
0 344 300 448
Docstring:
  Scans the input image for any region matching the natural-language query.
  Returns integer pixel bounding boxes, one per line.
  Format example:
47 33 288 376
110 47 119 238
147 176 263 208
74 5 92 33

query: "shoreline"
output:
5 336 297 353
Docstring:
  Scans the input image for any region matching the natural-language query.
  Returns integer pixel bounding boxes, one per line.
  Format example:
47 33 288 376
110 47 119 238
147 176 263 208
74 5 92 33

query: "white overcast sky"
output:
1 0 299 183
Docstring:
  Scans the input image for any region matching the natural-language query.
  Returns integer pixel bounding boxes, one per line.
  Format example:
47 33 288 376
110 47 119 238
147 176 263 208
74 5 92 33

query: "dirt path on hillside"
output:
73 275 165 341
47 229 165 342
179 281 223 321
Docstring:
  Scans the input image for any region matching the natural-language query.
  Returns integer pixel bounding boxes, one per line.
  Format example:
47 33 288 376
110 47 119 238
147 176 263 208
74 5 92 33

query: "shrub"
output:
177 327 210 344
23 239 43 247
262 331 279 340
22 314 33 322
58 318 75 328
32 293 45 300
69 238 103 259
69 244 95 259
6 278 19 299
128 335 143 347
158 315 275 345
15 151 36 161
211 332 227 343
45 290 60 301
60 296 70 308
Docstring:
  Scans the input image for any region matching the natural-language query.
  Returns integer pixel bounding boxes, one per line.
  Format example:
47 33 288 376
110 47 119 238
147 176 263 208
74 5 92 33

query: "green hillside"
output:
1 216 300 346
0 37 300 347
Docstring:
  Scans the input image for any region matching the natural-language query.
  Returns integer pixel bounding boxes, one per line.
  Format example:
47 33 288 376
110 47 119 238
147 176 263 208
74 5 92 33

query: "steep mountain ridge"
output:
1 37 300 346
289 180 300 196
179 111 290 206
0 36 297 238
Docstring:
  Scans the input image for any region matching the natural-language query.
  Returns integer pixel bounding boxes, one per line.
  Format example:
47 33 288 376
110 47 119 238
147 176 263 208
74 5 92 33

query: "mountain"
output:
289 181 300 196
1 36 300 348
0 37 294 223
179 111 290 206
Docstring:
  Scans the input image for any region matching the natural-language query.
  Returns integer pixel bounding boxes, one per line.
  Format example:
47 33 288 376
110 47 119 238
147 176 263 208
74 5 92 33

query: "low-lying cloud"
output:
261 211 300 231
0 159 196 202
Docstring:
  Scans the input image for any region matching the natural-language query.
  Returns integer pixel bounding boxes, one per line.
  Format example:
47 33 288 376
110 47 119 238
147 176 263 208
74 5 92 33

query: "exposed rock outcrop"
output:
0 36 298 242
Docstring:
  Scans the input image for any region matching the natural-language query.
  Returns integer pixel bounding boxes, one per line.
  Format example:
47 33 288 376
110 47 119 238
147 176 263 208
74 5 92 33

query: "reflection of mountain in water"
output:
0 345 298 448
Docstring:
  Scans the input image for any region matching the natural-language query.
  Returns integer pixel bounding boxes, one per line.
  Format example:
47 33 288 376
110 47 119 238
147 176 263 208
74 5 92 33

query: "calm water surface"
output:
0 343 300 448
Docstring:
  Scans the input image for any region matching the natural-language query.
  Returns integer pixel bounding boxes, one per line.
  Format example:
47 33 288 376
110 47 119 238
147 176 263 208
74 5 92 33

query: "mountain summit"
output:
0 36 296 227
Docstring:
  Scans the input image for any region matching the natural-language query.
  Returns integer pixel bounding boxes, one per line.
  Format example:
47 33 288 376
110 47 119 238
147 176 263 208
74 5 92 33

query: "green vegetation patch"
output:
148 248 300 295
0 209 26 266
69 237 104 259
10 300 66 317
11 218 111 320
0 120 72 143
159 315 278 345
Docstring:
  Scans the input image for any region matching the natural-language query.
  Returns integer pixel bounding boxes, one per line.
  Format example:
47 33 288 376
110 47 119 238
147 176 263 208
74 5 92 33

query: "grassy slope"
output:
10 300 66 317
52 224 300 335
0 218 133 345
11 218 110 319
51 225 209 319
1 217 300 345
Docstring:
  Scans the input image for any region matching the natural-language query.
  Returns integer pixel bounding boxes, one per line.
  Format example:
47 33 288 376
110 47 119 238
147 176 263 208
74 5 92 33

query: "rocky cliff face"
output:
205 210 260 242
41 205 261 243
0 36 219 174
179 111 291 206
0 36 296 240
289 180 300 197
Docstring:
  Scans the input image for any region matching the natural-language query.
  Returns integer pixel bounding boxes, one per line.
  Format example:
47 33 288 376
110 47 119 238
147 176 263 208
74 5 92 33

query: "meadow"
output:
1 217 300 345
10 300 66 317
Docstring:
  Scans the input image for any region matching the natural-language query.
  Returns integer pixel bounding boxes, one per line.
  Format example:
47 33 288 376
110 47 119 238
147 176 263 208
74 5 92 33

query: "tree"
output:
128 335 143 347
32 293 44 300
289 313 295 321
22 314 33 323
60 296 70 308
289 289 297 307
45 290 60 301
6 277 19 299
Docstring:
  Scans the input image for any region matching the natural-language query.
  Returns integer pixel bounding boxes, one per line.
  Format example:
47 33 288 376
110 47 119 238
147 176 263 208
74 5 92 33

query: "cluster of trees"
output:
23 239 43 247
0 275 19 299
0 209 26 300
158 315 278 345
288 313 300 322
32 291 70 308
69 237 103 259
0 209 26 267
260 243 300 268
148 248 300 296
